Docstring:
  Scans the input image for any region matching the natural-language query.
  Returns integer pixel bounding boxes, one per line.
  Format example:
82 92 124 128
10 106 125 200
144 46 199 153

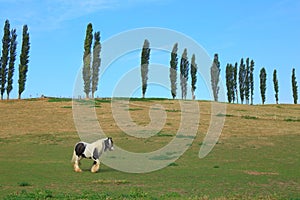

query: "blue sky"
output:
0 0 299 104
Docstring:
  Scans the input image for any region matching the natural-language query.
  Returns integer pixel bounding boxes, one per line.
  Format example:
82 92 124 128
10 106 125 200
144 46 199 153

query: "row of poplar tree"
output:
140 44 298 105
225 59 298 105
81 23 198 101
0 20 30 100
81 23 298 104
140 41 198 100
82 23 101 99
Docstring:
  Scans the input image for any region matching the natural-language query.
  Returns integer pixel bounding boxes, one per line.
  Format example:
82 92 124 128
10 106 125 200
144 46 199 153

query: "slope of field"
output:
0 98 299 199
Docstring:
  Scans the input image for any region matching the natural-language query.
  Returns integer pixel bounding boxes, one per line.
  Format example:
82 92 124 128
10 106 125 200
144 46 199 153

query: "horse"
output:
71 137 114 173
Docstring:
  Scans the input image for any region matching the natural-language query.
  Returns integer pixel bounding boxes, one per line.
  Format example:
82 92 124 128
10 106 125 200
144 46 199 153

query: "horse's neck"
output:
93 139 105 152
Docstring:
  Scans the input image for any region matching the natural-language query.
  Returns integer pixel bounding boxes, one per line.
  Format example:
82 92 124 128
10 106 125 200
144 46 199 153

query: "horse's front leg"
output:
74 156 83 172
91 148 100 173
91 159 100 173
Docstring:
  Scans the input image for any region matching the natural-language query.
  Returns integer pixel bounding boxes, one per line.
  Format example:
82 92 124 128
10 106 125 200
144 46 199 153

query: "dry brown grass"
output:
0 98 299 141
0 98 76 138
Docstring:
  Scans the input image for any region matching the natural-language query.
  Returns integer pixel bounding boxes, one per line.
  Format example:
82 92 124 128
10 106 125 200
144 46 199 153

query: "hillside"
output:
0 98 299 199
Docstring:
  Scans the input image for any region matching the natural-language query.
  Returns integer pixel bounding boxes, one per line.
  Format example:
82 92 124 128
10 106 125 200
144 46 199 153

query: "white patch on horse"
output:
71 137 114 173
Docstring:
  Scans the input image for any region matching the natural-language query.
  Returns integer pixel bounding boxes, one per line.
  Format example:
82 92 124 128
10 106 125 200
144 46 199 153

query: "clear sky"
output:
0 0 299 104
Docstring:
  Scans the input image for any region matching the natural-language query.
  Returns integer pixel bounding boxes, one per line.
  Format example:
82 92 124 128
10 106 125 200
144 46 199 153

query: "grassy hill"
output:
0 98 299 199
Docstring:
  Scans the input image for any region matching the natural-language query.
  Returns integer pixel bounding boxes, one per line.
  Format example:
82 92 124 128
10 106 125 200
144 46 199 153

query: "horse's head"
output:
104 137 114 151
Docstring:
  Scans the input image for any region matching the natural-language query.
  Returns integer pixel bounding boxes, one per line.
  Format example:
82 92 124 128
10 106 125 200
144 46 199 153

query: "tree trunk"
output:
191 89 195 100
18 93 21 99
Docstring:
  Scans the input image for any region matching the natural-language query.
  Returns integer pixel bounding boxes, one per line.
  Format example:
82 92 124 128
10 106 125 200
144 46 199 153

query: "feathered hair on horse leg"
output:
74 163 82 172
72 150 82 172
91 160 100 173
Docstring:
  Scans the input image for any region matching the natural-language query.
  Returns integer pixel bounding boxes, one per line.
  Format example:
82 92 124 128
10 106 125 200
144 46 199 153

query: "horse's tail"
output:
71 150 77 163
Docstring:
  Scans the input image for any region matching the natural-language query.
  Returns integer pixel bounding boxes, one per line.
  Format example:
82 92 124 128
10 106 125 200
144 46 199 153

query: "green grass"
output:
61 105 72 109
216 113 234 117
95 98 111 103
157 131 173 137
48 97 72 102
1 134 300 199
242 115 258 120
1 134 299 199
166 109 181 112
284 117 300 122
125 108 143 111
18 182 31 187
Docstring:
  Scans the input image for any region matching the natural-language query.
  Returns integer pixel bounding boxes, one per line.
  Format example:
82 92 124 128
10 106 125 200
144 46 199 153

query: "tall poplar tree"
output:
233 62 238 103
292 68 298 104
210 53 220 101
0 19 10 100
245 58 250 104
141 39 150 98
82 23 93 99
190 54 197 100
250 59 255 105
170 43 178 99
239 58 246 104
226 63 234 103
91 31 101 99
259 67 267 105
180 48 189 100
273 69 279 104
18 25 30 99
7 28 17 100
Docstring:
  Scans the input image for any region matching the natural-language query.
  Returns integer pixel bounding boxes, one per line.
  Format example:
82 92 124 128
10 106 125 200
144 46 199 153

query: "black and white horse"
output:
71 137 114 173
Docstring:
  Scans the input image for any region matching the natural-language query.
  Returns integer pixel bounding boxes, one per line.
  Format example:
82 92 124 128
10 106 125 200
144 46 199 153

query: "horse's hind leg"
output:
91 160 100 173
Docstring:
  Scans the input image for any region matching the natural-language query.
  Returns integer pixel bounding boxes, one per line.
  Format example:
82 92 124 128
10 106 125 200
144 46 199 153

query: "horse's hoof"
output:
74 168 82 172
74 165 82 172
91 164 99 173
91 168 98 173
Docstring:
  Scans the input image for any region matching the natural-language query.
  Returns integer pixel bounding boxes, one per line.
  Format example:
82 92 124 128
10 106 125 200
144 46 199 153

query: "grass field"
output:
0 98 299 199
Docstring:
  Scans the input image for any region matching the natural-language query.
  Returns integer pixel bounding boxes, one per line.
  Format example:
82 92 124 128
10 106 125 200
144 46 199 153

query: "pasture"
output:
0 98 299 199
